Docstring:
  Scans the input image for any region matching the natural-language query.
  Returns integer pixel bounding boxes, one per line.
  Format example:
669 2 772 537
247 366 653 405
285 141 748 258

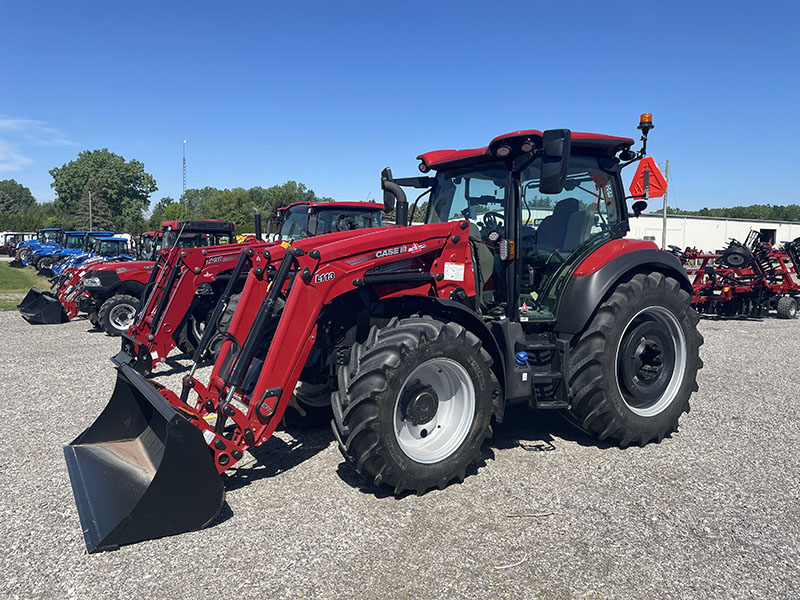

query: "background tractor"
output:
64 115 703 552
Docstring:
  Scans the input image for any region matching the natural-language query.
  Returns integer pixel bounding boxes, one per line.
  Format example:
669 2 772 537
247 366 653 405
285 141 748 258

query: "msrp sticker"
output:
443 262 465 282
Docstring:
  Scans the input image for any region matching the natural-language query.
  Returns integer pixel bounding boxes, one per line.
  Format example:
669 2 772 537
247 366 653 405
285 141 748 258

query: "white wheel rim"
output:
394 357 475 464
109 303 136 331
615 306 687 417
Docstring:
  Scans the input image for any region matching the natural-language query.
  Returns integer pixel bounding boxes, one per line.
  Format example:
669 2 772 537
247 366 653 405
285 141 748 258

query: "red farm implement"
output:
680 232 800 318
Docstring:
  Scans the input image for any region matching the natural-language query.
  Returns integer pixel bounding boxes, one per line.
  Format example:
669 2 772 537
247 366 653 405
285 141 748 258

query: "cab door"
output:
515 156 622 322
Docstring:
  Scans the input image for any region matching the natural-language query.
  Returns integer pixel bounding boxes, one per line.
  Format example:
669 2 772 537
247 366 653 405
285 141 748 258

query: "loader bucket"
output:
8 259 25 268
63 363 224 553
17 288 69 324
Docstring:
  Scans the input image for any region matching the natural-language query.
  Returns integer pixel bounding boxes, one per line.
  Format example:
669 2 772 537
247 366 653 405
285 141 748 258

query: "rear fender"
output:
555 246 691 336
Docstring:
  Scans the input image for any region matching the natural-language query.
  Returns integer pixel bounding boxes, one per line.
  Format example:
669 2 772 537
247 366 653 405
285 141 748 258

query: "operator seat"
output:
536 197 580 253
563 209 593 251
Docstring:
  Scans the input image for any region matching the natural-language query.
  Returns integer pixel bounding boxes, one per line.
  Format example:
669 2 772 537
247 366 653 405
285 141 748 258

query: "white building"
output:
627 214 800 253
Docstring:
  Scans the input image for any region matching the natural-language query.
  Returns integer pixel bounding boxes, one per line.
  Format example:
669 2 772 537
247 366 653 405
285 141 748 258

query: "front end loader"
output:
65 115 703 553
123 202 386 374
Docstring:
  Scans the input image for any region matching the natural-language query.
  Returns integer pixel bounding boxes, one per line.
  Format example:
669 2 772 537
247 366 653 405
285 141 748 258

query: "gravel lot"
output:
0 311 798 599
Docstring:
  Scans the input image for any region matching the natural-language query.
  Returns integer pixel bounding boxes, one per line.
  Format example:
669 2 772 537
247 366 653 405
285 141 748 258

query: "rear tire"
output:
208 293 240 359
565 272 703 447
98 294 139 336
776 296 797 319
332 317 499 494
283 381 334 429
175 320 197 355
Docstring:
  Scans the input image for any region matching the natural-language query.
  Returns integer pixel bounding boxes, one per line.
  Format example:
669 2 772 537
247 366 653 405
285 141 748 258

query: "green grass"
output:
0 262 45 310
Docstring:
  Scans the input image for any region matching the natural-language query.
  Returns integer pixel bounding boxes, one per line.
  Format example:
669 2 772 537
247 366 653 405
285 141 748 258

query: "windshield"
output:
65 235 84 249
138 235 160 260
311 208 383 235
161 231 232 248
279 205 310 241
426 165 508 238
40 231 60 244
95 240 126 256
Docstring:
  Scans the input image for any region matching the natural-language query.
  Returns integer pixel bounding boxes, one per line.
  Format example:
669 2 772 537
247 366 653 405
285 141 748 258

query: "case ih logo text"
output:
376 245 407 258
314 271 335 283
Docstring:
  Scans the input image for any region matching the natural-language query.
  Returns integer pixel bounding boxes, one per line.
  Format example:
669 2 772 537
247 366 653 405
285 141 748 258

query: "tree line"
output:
663 204 800 222
0 149 337 234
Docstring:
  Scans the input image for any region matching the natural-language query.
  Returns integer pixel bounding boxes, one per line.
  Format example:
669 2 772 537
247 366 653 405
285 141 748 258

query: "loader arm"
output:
125 240 271 371
160 221 473 473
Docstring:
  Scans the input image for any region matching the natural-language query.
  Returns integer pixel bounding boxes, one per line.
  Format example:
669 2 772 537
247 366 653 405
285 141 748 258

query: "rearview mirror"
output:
540 129 571 195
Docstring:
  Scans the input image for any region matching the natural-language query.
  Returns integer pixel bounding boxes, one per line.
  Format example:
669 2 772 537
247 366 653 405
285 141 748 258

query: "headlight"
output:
195 283 214 295
83 276 102 287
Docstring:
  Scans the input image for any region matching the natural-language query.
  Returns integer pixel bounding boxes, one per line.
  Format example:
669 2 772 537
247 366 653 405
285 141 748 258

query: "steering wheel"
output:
482 211 504 231
335 214 357 232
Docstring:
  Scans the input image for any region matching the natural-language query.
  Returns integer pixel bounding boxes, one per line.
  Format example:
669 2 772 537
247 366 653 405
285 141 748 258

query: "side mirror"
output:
631 200 648 217
381 166 408 225
381 167 396 213
540 129 571 195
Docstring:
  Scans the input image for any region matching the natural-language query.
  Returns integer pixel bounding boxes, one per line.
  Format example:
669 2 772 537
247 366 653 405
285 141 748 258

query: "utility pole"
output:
182 140 187 217
89 189 93 230
661 159 669 249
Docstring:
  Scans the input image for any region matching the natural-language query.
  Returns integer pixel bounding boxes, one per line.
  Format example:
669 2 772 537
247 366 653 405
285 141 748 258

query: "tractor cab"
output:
136 232 160 261
38 228 63 245
275 202 384 241
388 127 644 323
63 231 88 250
1 232 29 255
92 237 131 258
161 220 236 248
82 230 116 251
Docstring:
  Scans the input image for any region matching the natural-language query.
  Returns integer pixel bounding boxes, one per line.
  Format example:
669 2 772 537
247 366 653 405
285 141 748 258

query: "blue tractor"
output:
9 228 63 267
49 236 133 278
33 230 114 274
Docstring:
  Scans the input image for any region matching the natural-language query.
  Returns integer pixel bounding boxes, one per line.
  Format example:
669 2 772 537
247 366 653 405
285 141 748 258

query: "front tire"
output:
98 294 139 336
332 317 499 494
566 272 703 447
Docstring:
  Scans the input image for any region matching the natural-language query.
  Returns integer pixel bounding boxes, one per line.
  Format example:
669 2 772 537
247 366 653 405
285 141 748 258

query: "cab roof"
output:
417 130 635 171
280 201 383 212
95 236 128 242
161 220 236 233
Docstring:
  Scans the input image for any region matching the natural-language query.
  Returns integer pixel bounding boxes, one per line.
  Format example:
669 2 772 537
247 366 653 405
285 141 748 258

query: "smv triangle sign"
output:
629 157 667 199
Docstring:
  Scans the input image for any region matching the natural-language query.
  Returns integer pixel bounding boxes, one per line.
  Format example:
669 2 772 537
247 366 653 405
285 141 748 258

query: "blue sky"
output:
0 0 797 212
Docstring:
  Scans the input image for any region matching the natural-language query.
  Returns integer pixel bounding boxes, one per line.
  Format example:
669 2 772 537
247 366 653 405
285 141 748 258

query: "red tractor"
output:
64 115 703 552
122 202 384 375
80 220 238 335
